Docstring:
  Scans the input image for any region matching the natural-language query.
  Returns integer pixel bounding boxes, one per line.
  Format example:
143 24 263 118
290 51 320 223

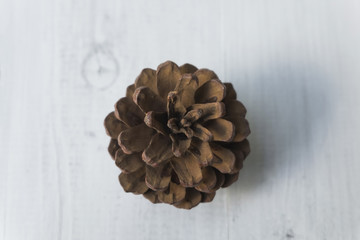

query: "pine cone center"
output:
166 92 204 157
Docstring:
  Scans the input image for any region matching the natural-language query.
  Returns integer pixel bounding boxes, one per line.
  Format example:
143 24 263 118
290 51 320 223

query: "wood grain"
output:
1 0 360 239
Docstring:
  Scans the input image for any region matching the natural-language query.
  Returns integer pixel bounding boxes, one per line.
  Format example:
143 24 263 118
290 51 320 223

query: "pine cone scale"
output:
195 79 226 103
115 150 144 174
195 166 217 193
193 68 218 87
119 168 148 194
108 139 120 160
133 86 166 113
203 118 235 142
145 163 171 191
157 182 186 204
104 112 128 139
126 84 136 99
135 68 158 94
210 143 236 174
179 63 198 75
229 117 251 142
192 123 213 142
114 97 144 127
170 134 192 157
173 188 202 209
156 61 182 99
170 153 202 187
144 111 169 135
189 139 213 166
118 123 154 154
201 192 216 202
142 133 173 167
188 102 226 122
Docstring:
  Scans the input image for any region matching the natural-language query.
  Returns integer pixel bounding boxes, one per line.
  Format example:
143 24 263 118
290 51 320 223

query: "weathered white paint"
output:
1 0 360 239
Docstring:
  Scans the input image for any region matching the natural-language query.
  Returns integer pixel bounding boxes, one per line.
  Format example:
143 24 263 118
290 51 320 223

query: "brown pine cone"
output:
104 61 250 209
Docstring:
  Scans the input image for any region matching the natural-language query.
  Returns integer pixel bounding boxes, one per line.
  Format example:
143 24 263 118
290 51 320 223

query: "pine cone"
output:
104 61 250 209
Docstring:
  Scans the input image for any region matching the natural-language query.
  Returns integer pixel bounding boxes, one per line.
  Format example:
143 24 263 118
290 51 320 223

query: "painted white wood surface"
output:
1 0 360 239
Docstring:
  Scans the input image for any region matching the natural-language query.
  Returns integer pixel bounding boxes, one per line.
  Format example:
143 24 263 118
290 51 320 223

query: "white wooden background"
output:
1 0 360 239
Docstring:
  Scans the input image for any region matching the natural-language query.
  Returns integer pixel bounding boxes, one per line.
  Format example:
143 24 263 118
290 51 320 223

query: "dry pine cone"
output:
104 61 250 209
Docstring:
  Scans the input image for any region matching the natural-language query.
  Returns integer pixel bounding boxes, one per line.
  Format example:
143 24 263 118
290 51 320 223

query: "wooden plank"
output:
1 0 360 239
